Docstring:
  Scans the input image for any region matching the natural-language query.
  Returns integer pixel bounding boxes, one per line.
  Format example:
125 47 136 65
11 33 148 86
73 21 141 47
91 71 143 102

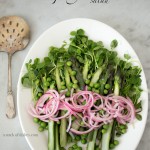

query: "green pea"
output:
104 89 108 94
73 80 78 84
121 129 127 134
38 126 44 132
40 122 47 128
114 140 119 145
105 84 111 89
72 144 78 149
94 83 100 89
101 129 107 134
87 86 92 91
66 61 72 66
110 143 115 149
38 120 42 125
73 138 77 142
61 86 66 90
82 101 86 105
81 139 87 144
81 134 88 139
47 82 50 86
35 96 39 101
92 88 95 92
69 83 73 87
44 81 50 87
89 83 94 87
80 121 85 126
47 77 51 82
44 87 48 91
88 74 92 79
95 89 99 93
73 84 78 89
64 110 68 113
119 124 126 129
72 116 76 121
46 126 48 130
65 91 70 97
71 71 76 76
61 81 65 86
77 57 84 63
38 93 42 97
85 79 90 85
75 135 81 141
124 124 128 129
99 110 104 115
136 114 142 121
103 124 109 129
35 79 40 85
33 117 39 123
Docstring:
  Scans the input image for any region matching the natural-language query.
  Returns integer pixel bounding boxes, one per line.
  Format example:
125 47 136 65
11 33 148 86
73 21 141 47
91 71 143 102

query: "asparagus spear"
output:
48 83 56 150
72 120 81 130
48 121 55 150
64 66 71 90
87 131 94 142
90 67 104 86
55 65 68 148
71 57 85 90
87 129 98 150
67 66 78 84
55 123 60 150
83 57 90 81
101 75 120 150
55 67 61 91
60 111 67 147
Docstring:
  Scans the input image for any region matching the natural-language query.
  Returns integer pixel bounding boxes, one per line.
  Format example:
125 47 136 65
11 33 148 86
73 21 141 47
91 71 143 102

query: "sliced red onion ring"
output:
28 89 136 134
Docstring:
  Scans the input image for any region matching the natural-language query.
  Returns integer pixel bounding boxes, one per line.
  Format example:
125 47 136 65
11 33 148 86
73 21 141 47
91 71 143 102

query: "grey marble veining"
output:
0 0 150 150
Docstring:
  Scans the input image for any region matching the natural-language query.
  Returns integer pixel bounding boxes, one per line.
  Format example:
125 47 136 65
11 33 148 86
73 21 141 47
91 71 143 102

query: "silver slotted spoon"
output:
0 16 30 118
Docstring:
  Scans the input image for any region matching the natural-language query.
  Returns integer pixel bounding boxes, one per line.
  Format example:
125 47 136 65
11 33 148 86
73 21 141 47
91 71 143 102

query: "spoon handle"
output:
6 53 15 118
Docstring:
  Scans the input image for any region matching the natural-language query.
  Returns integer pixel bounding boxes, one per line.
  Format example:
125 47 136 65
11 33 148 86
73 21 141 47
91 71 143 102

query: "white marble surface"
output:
0 0 150 150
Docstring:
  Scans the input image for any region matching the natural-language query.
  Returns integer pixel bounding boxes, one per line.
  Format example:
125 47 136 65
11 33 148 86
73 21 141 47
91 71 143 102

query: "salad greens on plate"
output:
21 29 142 150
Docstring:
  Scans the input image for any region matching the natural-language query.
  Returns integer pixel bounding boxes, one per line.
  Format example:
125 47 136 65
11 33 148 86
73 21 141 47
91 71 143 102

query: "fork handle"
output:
6 53 15 118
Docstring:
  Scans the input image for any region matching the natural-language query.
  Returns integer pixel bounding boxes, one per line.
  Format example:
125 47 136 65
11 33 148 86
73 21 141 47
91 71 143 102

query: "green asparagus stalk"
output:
101 75 120 150
67 66 77 84
71 118 81 130
87 129 98 150
48 84 56 150
55 66 67 148
50 81 55 89
60 111 67 147
55 123 60 150
83 58 90 81
90 65 105 87
55 67 61 91
71 57 85 90
90 67 103 86
48 121 55 150
64 66 71 90
101 122 114 150
87 131 94 142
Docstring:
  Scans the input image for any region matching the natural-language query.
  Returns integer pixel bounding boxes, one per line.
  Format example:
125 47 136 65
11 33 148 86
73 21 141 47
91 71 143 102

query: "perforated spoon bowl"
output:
0 16 30 118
